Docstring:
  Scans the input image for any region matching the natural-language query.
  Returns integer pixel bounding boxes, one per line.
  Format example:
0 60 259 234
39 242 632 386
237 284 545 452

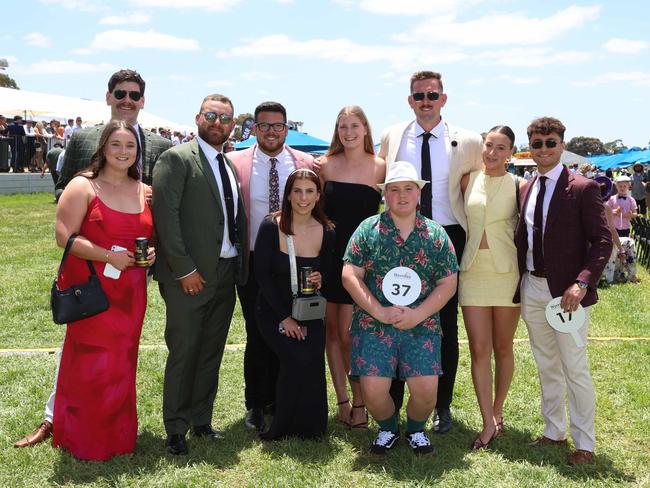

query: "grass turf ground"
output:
0 193 649 487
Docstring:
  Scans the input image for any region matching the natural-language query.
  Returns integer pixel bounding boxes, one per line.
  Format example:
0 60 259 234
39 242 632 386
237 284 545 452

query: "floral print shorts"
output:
350 327 442 378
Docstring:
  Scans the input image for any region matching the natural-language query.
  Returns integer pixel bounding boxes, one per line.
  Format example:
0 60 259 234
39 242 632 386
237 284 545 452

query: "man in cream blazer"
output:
378 70 483 434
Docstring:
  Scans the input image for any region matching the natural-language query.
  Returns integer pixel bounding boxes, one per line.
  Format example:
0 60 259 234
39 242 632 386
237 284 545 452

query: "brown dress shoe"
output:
528 435 568 447
13 421 53 448
568 449 594 465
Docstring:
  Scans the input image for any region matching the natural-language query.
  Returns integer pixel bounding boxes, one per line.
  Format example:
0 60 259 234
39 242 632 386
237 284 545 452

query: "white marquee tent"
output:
0 87 194 133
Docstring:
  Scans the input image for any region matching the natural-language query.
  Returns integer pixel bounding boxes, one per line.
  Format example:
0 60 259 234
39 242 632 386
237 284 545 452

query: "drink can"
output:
134 237 149 267
300 266 315 295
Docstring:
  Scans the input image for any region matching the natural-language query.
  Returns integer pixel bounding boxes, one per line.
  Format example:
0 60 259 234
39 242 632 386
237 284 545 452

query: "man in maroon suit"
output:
228 101 314 432
514 117 612 466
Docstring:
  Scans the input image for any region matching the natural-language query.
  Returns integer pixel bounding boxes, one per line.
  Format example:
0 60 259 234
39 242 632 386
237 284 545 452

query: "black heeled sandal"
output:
336 398 352 427
351 404 368 429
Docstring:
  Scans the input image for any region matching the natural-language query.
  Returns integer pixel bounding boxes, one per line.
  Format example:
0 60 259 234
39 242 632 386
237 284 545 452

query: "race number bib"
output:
544 297 587 347
381 266 422 306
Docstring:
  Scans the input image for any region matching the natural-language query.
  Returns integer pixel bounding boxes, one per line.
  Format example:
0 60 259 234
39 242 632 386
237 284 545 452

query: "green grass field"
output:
1 193 648 487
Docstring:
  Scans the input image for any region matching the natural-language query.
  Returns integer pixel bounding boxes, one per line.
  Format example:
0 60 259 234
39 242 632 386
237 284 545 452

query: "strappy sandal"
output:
495 417 504 438
471 428 497 450
351 404 369 430
337 398 352 427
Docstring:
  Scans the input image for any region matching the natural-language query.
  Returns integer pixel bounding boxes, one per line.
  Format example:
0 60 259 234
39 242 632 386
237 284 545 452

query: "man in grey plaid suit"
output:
54 69 172 200
14 69 172 448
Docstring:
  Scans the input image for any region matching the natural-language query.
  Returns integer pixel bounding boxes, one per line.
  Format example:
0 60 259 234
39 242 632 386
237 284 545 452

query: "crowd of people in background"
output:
0 113 197 174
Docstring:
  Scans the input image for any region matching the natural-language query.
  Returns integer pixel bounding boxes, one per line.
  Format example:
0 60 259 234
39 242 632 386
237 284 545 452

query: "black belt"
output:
530 269 546 278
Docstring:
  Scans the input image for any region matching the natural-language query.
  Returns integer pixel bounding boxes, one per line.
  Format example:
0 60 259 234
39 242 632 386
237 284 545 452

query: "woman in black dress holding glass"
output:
254 169 335 440
319 106 384 428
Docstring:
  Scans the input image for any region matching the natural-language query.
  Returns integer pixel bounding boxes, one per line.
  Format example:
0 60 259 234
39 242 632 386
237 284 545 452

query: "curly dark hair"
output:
107 69 145 95
527 117 566 141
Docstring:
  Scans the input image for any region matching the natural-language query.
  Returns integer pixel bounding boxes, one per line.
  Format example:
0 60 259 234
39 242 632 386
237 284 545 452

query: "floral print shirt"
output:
343 211 458 336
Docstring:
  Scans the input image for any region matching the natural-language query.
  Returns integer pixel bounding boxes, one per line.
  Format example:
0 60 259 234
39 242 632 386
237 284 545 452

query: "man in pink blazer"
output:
378 70 483 434
514 117 612 466
229 101 313 432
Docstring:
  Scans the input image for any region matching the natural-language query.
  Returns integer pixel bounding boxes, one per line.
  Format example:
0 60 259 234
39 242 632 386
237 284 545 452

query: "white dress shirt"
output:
249 146 295 249
524 162 564 271
395 118 457 225
196 136 239 259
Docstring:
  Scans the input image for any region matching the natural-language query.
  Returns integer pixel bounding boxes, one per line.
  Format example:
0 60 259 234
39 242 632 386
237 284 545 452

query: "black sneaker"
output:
369 430 400 454
407 431 434 455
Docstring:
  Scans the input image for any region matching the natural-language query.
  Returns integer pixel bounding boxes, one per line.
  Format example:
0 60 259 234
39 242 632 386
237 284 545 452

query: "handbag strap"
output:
286 235 299 297
55 233 99 280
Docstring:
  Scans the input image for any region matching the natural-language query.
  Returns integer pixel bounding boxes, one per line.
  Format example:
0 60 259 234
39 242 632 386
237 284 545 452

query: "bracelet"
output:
105 252 111 264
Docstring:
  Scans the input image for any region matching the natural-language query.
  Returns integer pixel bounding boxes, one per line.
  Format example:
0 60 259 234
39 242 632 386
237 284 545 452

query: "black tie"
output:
136 127 146 182
533 176 547 273
216 153 237 245
420 132 432 218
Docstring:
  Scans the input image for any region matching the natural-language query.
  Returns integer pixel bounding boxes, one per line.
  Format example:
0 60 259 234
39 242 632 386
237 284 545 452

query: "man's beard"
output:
198 126 229 147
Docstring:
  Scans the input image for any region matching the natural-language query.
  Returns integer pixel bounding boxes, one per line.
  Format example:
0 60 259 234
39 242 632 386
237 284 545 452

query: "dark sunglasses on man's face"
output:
412 91 440 102
113 89 142 101
201 112 233 124
530 139 560 149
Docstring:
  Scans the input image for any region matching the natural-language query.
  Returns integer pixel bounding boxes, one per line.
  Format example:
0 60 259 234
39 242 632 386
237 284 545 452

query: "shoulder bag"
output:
287 235 326 321
50 234 109 324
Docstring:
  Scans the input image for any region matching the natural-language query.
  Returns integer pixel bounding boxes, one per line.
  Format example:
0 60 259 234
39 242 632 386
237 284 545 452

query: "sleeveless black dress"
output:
322 181 381 304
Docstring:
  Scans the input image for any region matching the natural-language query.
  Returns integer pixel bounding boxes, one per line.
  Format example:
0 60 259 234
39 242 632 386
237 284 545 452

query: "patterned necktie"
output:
420 132 432 218
533 175 547 272
269 157 280 213
217 153 237 244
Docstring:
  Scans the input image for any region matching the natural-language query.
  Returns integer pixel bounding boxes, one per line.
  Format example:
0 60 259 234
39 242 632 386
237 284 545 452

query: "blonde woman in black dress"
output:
318 106 385 428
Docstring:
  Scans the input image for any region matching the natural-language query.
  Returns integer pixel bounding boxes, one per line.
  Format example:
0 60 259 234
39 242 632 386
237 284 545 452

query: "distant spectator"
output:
171 131 181 146
24 120 37 171
522 166 532 180
63 119 74 141
630 163 646 216
607 175 637 237
41 142 64 185
0 114 7 134
73 117 83 132
7 116 26 172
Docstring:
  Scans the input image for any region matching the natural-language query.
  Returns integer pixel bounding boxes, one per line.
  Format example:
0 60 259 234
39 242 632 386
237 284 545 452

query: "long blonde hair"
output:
326 105 375 157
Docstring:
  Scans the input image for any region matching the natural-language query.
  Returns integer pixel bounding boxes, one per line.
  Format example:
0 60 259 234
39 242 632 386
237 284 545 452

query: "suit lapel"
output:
545 166 570 233
192 140 224 214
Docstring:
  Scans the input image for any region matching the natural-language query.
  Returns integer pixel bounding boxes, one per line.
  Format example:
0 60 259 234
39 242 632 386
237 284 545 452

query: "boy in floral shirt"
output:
342 161 458 455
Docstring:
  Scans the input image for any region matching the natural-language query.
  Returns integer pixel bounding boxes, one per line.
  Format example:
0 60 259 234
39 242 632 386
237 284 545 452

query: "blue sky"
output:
3 0 649 148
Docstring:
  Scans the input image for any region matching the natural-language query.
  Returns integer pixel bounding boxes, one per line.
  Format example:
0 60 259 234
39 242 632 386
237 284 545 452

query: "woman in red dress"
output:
52 120 155 461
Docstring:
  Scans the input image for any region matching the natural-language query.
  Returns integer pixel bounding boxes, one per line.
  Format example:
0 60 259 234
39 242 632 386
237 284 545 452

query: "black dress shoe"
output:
245 408 265 432
433 408 452 434
166 434 188 455
193 424 224 440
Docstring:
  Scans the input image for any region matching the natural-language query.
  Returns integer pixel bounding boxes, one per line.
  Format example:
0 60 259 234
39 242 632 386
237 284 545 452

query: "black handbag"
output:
50 234 109 324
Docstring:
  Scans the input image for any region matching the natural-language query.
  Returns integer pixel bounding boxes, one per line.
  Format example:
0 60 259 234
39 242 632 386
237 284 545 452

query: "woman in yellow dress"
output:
459 125 522 450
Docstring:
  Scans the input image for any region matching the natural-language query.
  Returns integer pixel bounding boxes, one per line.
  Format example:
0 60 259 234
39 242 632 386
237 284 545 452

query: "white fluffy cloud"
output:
215 34 467 70
24 33 52 48
129 0 241 11
39 0 106 12
88 30 199 51
393 5 601 46
477 47 594 67
12 60 114 75
573 72 650 87
603 38 648 54
333 0 482 16
99 13 151 25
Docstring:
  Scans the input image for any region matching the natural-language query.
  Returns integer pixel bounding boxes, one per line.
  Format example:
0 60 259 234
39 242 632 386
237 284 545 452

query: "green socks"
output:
376 413 399 433
406 416 427 434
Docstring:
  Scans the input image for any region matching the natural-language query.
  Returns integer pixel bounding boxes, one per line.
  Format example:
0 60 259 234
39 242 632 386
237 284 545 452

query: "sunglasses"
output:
256 122 287 133
530 139 560 149
201 112 233 124
412 91 440 102
113 89 142 101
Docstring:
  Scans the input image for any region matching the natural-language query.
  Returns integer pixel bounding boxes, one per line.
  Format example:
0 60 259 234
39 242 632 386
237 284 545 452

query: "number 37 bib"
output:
381 266 422 306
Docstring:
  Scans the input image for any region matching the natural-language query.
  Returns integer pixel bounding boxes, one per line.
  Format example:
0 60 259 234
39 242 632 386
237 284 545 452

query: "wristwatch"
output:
575 280 589 289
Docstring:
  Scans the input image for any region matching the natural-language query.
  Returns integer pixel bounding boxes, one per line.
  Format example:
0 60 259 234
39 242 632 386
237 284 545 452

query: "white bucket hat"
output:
614 175 631 183
377 161 428 191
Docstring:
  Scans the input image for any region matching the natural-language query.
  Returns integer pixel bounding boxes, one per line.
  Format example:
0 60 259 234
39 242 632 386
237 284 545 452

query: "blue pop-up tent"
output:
590 147 650 170
235 129 330 153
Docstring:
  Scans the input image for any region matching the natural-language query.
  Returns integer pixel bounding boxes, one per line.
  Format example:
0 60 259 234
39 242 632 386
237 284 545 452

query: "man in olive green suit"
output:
55 69 172 199
153 94 248 456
